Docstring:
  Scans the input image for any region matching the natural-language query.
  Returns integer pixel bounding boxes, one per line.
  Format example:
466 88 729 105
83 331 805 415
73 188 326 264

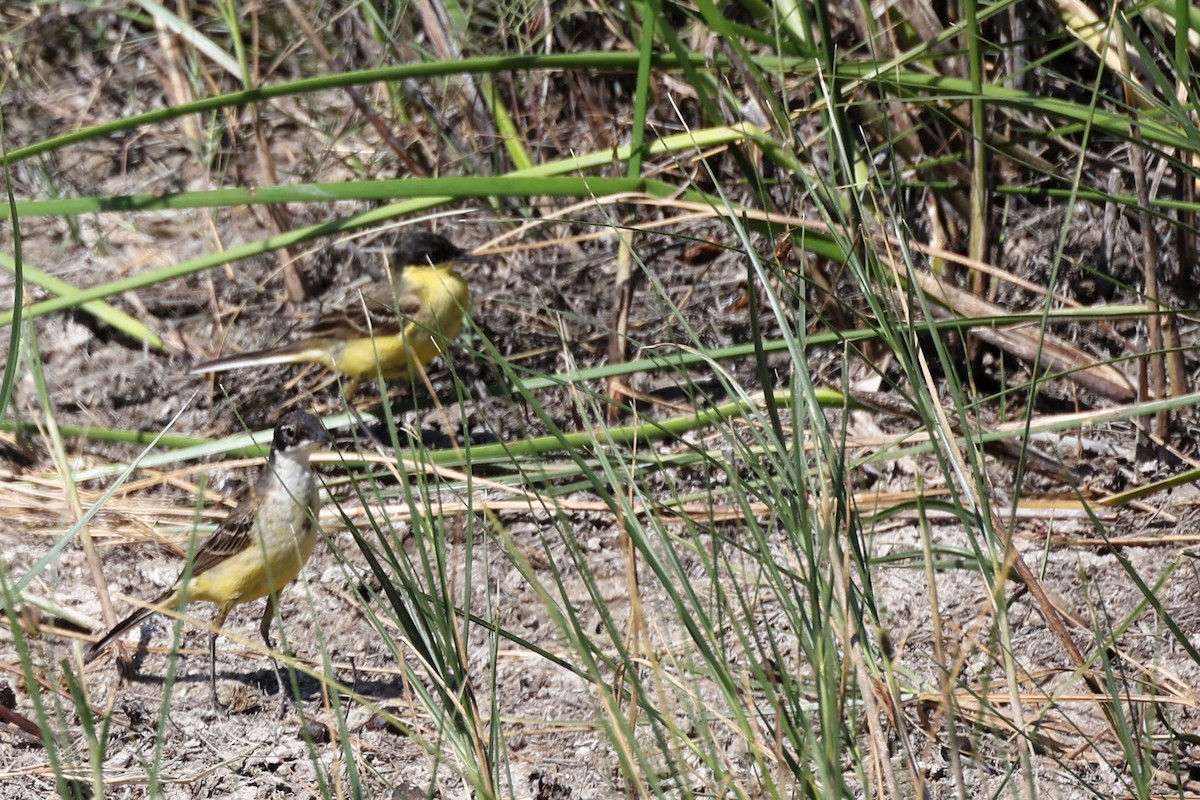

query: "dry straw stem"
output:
906 270 1135 402
0 468 1105 559
1050 0 1158 108
638 194 1141 402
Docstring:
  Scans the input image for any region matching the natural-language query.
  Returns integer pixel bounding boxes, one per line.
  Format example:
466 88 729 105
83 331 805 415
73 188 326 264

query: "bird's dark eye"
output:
281 424 296 440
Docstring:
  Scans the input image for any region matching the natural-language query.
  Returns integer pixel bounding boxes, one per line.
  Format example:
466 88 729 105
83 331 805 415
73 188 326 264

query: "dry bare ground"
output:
5 3 1200 799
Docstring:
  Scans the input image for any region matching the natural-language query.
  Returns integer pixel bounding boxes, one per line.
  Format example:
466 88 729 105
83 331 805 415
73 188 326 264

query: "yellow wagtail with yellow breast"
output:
191 232 476 395
86 411 331 707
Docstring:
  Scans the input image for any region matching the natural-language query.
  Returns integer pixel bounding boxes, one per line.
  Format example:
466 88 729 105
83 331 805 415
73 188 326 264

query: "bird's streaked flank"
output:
191 232 475 395
86 411 331 706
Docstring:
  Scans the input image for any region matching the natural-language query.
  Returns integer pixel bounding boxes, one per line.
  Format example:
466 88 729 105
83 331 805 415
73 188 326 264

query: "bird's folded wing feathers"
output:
302 280 423 339
186 486 261 576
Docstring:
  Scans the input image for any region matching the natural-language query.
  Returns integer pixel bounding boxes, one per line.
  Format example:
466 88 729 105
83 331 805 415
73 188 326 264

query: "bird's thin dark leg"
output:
260 594 276 650
210 606 231 711
260 595 287 698
208 631 220 710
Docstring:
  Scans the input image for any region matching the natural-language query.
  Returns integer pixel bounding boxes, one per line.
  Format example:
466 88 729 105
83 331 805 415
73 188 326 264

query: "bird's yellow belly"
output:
336 334 442 380
188 527 317 606
335 276 468 380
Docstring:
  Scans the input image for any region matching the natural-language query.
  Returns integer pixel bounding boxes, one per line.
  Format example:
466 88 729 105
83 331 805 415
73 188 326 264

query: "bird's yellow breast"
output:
188 523 318 607
334 265 469 380
185 458 320 609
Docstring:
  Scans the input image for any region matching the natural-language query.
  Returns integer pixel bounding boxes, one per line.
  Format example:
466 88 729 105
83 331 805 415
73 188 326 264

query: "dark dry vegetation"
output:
4 2 1200 799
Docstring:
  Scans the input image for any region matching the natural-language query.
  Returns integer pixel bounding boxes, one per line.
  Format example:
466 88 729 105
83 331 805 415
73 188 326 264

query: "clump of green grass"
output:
6 0 1200 798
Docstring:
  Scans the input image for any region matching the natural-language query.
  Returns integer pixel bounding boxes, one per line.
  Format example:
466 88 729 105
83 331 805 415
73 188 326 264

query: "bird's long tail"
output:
189 342 333 375
85 590 174 663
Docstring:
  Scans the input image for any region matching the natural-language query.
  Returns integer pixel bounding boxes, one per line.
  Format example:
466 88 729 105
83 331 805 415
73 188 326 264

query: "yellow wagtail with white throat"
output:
191 231 476 395
86 411 331 707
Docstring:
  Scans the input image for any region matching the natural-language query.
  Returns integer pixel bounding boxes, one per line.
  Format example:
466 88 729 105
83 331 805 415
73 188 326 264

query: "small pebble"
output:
299 720 331 744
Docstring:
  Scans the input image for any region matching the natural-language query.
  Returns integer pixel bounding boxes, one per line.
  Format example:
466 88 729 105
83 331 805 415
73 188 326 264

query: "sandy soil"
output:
6 6 1200 800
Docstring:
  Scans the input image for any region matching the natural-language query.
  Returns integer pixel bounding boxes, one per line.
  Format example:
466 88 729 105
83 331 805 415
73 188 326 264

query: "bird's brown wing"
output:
84 477 261 662
302 278 423 339
186 482 261 576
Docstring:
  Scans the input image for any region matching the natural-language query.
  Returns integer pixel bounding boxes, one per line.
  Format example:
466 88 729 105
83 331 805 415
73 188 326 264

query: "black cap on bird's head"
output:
272 411 331 453
393 232 480 268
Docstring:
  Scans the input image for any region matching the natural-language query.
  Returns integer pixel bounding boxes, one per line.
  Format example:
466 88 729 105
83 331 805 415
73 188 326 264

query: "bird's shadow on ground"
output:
115 644 411 706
